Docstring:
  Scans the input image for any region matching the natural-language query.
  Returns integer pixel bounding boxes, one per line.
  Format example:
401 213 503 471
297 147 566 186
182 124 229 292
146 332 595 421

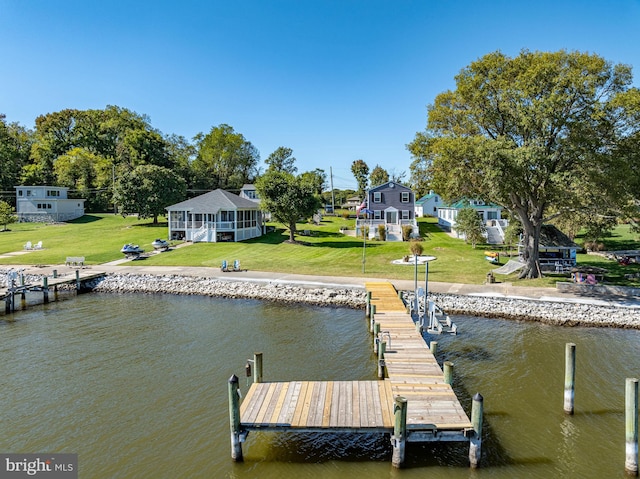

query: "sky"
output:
2 0 640 190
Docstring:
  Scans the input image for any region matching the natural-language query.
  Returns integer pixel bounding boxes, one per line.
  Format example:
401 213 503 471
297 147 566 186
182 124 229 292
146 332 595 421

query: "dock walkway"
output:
232 281 478 466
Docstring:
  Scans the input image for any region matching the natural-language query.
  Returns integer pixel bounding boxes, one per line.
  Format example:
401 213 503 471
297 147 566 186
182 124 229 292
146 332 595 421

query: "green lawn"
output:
1 214 638 287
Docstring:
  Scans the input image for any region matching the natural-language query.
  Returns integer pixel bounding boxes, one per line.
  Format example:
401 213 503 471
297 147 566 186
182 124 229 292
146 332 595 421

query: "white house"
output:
437 198 506 244
415 191 441 217
15 186 85 222
239 184 259 203
165 189 263 243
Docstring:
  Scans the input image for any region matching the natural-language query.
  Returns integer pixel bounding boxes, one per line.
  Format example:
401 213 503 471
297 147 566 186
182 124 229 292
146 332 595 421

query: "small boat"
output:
121 244 144 256
484 251 500 263
152 239 170 251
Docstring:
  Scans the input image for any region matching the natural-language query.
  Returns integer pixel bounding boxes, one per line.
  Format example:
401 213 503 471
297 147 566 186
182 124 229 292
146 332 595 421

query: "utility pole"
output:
330 166 335 213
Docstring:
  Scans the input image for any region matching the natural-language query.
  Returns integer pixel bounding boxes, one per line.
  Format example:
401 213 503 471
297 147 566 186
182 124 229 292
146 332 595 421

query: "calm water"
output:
1 292 639 478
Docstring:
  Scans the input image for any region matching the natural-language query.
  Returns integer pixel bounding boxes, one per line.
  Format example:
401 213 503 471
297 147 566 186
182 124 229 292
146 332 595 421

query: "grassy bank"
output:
0 214 638 287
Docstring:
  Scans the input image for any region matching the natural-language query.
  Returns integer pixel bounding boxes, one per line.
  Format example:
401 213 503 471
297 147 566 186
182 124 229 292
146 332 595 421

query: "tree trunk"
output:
518 215 543 279
288 222 297 242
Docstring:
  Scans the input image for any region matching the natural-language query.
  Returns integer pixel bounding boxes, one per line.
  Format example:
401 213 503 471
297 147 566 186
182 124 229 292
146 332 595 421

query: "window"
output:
47 190 60 197
401 192 410 203
374 210 381 220
373 192 381 203
487 211 498 220
402 210 410 220
18 190 23 197
26 190 32 196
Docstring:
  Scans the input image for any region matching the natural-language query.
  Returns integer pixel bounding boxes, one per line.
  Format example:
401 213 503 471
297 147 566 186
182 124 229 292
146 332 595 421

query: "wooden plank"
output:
330 379 341 427
278 381 301 425
291 381 311 427
239 382 259 418
255 383 278 424
306 381 325 427
322 381 334 427
351 381 360 428
243 382 268 424
268 382 290 425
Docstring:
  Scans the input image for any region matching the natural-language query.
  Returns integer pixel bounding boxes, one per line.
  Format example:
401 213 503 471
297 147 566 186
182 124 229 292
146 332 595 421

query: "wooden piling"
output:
373 322 381 353
469 393 484 468
228 374 243 461
564 343 576 415
366 291 372 317
430 340 438 357
377 341 386 379
626 378 639 475
444 361 454 386
43 277 49 304
75 270 80 291
370 304 376 333
391 396 408 468
253 352 263 384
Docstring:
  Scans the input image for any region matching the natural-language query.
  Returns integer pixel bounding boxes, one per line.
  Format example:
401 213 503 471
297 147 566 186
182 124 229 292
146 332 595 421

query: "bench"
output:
66 256 85 268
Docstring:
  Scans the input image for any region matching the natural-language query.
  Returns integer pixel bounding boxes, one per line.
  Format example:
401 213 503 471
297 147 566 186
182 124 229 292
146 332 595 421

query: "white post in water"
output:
391 396 407 468
626 378 639 476
564 343 576 415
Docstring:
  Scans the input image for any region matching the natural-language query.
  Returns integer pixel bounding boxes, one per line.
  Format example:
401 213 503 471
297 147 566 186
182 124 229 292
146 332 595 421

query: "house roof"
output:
439 198 502 210
241 184 256 191
369 181 412 193
416 193 439 204
165 189 259 213
539 224 579 248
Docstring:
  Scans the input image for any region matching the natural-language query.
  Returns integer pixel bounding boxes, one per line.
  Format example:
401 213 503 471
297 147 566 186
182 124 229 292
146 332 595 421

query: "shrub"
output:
402 225 413 241
378 224 386 241
409 240 423 256
342 211 350 220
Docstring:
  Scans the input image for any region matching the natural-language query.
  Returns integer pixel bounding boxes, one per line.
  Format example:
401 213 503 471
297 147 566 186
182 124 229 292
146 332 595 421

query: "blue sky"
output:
2 1 640 190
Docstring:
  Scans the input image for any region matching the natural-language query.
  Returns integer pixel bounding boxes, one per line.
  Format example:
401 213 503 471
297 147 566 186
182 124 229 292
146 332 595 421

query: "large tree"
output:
351 159 369 198
192 124 259 191
265 146 297 174
0 115 33 192
255 170 321 242
408 49 640 278
369 165 389 187
113 164 186 224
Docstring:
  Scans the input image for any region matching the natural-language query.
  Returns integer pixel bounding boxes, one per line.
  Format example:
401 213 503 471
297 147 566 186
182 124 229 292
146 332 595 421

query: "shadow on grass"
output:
68 215 102 224
133 221 168 228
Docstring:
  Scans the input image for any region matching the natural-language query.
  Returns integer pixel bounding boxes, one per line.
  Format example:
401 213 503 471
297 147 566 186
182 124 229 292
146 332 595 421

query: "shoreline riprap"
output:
5 270 640 329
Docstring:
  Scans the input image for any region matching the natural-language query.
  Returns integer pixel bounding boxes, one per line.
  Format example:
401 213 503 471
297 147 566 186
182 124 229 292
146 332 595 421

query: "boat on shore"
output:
152 239 170 251
121 244 144 256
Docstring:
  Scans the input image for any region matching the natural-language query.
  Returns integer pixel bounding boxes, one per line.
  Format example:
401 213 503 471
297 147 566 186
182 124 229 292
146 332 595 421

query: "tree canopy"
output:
351 159 369 198
265 146 297 174
113 164 186 224
255 170 321 242
0 200 17 231
192 124 259 191
408 49 640 278
370 165 389 187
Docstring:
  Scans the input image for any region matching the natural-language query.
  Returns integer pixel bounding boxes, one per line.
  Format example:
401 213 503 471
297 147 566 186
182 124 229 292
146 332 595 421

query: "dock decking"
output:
233 281 478 467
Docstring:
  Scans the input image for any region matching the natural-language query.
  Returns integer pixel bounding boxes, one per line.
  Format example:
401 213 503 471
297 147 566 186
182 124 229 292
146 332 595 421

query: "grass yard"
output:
0 214 638 287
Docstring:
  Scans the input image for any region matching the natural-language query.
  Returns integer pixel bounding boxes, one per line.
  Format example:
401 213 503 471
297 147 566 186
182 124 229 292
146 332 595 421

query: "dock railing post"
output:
391 396 408 468
366 291 372 318
444 361 454 386
253 352 263 384
75 270 80 292
43 277 49 304
469 393 484 468
626 378 639 476
377 341 386 379
228 374 244 462
20 274 26 308
564 343 576 415
370 304 376 333
373 322 381 354
430 340 438 357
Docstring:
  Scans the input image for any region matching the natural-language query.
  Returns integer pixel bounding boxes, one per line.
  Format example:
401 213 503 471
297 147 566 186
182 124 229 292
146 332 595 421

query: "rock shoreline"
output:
5 270 640 329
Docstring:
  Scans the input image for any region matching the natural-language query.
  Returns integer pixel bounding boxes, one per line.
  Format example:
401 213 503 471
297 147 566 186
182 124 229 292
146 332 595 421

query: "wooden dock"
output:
1 270 105 314
230 281 483 467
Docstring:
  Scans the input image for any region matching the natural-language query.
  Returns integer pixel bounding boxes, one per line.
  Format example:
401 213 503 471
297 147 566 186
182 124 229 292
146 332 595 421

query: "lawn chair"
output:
233 260 241 272
221 260 229 272
34 241 43 249
23 241 32 250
